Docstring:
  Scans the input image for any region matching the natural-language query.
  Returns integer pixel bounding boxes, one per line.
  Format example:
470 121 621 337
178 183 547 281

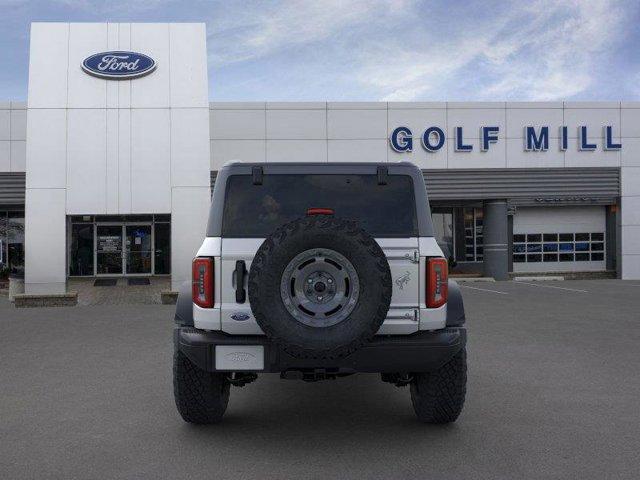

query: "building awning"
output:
0 173 26 208
423 167 620 206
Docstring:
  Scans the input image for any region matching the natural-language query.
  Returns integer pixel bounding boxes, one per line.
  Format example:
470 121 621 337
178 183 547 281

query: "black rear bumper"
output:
175 327 466 374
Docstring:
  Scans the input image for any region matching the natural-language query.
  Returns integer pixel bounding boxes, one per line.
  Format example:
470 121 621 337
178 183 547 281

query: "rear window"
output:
222 174 418 237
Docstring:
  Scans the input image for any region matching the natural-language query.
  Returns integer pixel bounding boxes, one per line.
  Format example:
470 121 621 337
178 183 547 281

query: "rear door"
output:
219 172 420 335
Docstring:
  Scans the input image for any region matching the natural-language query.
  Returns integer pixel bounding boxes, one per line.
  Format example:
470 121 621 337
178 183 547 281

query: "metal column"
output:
483 200 509 280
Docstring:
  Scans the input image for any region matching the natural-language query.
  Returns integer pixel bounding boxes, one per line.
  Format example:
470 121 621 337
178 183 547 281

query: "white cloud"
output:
208 0 413 66
208 0 630 101
35 0 173 12
479 0 625 100
357 0 627 101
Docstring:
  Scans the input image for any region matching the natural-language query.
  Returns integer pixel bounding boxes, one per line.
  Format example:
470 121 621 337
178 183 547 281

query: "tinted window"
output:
222 174 418 237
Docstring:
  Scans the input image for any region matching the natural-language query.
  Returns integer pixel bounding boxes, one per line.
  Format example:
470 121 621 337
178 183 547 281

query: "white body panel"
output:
192 236 447 333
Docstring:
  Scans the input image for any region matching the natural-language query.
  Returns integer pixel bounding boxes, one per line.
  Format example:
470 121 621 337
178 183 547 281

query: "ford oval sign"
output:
82 51 156 80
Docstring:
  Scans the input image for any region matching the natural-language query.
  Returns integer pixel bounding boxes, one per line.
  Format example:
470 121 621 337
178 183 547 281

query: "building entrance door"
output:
95 223 153 276
125 225 152 275
96 225 124 275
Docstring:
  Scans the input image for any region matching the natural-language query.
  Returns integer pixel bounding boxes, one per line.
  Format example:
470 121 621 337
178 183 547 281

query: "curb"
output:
454 277 496 283
514 276 565 282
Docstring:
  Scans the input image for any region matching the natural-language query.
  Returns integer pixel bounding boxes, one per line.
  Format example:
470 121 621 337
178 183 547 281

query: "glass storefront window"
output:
70 215 94 223
69 224 94 276
6 212 25 275
154 222 171 275
513 232 605 263
431 209 454 262
0 212 7 276
125 225 152 274
68 215 171 277
96 225 124 275
463 207 484 262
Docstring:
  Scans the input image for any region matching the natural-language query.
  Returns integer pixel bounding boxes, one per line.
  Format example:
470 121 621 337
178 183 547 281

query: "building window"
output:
463 208 483 262
68 215 171 277
0 212 6 276
513 232 605 263
154 222 171 275
69 223 95 276
431 209 454 262
0 211 25 276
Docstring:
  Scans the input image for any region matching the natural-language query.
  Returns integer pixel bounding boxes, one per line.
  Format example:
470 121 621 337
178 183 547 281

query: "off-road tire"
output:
410 347 467 424
248 215 392 360
173 350 230 424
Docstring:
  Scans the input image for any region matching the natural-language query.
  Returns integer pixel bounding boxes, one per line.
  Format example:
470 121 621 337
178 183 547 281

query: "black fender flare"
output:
174 281 194 327
446 279 465 327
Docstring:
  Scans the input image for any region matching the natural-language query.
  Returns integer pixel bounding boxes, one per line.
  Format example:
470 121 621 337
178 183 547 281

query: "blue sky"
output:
1 0 639 101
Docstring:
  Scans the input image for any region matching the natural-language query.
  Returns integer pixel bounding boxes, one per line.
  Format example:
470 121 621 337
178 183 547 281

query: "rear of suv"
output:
173 162 467 424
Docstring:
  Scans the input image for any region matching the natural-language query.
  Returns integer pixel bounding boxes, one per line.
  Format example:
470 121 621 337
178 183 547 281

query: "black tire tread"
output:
410 347 467 424
173 350 230 424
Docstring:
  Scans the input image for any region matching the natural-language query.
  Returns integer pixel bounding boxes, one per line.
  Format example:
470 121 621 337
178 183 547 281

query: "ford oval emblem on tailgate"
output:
231 312 250 321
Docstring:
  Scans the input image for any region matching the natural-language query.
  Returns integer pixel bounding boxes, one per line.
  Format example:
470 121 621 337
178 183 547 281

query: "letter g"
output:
390 126 413 152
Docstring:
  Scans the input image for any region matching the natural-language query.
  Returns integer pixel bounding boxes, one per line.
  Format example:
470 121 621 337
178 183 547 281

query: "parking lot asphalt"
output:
1 279 639 480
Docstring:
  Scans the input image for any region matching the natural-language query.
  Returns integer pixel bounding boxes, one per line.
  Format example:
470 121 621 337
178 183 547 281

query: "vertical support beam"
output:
170 186 210 291
620 166 640 280
25 188 67 294
483 200 509 280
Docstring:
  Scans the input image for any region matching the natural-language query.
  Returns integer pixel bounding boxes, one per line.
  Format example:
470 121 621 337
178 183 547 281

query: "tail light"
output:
192 257 214 308
426 257 448 308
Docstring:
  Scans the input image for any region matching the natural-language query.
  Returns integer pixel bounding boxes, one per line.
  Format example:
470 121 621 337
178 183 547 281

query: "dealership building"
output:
1 22 640 296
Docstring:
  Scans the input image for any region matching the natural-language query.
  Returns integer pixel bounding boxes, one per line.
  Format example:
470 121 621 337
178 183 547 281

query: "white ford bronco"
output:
173 162 467 424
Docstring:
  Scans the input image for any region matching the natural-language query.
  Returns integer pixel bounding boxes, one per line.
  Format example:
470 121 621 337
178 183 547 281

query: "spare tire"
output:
248 215 392 359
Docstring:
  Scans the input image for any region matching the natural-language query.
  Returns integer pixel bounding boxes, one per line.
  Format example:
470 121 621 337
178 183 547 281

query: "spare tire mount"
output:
280 248 360 328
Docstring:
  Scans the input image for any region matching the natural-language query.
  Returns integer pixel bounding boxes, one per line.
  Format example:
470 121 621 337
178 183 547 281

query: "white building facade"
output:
1 22 639 294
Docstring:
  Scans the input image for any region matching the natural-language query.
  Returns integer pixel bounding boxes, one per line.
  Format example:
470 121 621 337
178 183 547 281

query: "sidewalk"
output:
68 277 171 306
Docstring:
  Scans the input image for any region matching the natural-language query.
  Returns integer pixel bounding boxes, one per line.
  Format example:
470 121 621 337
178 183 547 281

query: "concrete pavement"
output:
1 280 639 479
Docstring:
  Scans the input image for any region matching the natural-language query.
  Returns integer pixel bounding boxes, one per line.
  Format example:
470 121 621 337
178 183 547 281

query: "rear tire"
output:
410 348 467 424
173 350 230 424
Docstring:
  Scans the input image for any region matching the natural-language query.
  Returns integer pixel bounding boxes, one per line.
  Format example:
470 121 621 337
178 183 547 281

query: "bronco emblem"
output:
395 271 411 290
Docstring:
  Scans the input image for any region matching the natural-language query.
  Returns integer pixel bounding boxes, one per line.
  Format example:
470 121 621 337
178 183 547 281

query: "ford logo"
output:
226 352 256 363
230 312 251 322
82 51 156 80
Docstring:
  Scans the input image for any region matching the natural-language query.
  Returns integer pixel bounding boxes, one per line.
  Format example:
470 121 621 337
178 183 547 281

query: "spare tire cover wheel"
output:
248 216 392 359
